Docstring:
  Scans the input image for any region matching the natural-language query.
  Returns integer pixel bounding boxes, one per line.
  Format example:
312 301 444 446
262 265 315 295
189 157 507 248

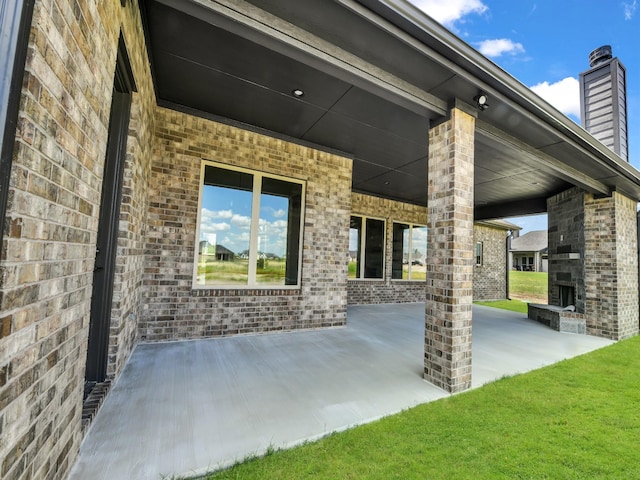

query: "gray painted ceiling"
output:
141 0 640 219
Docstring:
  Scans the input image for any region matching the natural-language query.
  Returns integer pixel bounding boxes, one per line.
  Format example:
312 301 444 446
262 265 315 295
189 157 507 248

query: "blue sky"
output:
410 0 639 233
200 186 290 256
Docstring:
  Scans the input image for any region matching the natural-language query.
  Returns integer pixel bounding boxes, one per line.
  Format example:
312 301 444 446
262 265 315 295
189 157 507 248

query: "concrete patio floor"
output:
69 303 614 480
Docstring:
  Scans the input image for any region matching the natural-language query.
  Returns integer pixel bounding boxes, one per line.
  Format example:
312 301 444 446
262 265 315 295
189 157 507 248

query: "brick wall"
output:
0 1 154 479
141 107 352 341
347 194 510 304
549 187 639 340
473 223 508 301
584 191 639 339
107 2 157 380
348 193 427 304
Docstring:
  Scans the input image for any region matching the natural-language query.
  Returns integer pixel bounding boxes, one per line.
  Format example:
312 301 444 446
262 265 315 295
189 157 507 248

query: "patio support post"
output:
424 101 476 393
583 191 639 339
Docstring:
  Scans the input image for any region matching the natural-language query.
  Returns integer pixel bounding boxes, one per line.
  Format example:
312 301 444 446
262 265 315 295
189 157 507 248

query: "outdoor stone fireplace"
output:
547 187 639 339
558 285 576 308
547 188 585 313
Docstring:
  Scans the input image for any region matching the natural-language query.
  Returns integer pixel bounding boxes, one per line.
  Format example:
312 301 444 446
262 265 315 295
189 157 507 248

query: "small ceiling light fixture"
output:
292 89 304 98
473 92 489 111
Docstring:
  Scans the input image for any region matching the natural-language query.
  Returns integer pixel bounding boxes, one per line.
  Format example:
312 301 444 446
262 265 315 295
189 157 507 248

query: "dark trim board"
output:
0 0 35 256
85 34 136 383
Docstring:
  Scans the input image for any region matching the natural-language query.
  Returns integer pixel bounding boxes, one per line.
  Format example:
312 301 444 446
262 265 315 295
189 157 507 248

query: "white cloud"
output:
409 0 487 27
202 208 232 219
530 77 580 118
477 38 525 58
231 214 251 228
259 218 287 230
272 209 287 218
199 220 229 240
200 208 234 226
203 222 230 232
624 0 637 20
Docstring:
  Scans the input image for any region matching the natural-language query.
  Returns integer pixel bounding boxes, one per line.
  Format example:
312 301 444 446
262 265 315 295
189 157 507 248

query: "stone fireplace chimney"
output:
579 45 629 161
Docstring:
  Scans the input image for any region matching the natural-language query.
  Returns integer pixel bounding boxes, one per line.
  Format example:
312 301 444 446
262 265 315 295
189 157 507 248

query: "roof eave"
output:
367 0 640 197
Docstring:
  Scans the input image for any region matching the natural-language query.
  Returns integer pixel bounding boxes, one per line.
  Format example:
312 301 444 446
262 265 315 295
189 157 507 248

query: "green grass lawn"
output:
475 270 549 314
475 299 529 313
509 270 548 300
198 258 287 284
196 336 640 479
475 271 548 313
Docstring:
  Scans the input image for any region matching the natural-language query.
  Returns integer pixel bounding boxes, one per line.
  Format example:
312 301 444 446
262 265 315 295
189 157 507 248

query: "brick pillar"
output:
584 191 639 339
425 104 476 393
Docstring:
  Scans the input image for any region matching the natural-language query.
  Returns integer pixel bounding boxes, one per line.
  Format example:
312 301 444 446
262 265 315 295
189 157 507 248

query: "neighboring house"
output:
214 244 235 261
511 230 549 272
199 241 234 260
2 1 640 479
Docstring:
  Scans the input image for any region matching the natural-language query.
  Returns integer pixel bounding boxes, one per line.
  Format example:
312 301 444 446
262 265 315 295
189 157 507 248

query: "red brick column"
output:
425 105 475 393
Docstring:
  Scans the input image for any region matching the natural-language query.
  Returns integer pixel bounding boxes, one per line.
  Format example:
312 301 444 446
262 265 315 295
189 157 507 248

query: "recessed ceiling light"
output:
292 89 304 98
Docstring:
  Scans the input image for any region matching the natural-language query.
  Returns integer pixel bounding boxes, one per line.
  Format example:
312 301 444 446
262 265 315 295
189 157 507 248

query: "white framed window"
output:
475 241 483 266
193 161 305 288
391 223 427 280
348 215 385 279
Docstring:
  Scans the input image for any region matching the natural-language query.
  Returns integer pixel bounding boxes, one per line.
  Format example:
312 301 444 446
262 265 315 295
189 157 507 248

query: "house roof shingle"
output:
511 230 548 252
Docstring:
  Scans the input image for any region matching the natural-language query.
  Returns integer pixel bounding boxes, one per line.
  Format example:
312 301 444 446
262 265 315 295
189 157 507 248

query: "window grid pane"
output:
349 216 384 279
403 228 411 279
197 180 253 286
392 223 427 281
476 242 483 266
391 223 409 279
364 218 384 279
195 163 303 288
257 178 303 286
348 216 362 278
410 226 427 280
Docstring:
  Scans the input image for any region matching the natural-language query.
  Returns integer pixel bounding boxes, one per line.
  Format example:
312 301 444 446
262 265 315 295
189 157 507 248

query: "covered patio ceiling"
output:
140 0 640 219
